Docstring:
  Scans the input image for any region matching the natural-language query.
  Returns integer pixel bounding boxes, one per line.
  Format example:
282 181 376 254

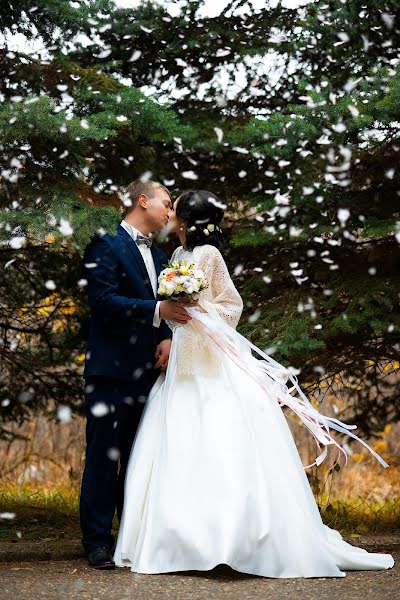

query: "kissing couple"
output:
79 179 394 578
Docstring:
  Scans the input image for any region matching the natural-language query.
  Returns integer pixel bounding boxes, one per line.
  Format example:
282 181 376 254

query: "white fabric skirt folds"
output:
113 327 395 578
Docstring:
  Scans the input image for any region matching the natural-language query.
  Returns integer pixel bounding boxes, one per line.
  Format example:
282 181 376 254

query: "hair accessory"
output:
187 224 221 235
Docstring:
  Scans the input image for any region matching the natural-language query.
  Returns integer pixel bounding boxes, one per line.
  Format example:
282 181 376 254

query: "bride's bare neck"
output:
177 228 186 248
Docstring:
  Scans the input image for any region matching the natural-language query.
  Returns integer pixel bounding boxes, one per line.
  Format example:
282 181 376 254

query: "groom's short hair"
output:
124 179 170 213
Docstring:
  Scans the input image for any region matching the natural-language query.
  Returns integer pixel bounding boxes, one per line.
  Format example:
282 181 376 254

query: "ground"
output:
0 555 398 600
0 535 398 600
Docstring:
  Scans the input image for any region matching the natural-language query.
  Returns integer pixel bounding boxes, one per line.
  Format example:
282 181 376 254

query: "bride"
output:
114 189 394 578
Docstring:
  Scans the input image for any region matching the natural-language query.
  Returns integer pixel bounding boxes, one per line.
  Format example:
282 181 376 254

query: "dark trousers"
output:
79 375 153 553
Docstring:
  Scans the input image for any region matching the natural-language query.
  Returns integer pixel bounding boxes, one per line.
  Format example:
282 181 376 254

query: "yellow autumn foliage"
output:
16 293 78 333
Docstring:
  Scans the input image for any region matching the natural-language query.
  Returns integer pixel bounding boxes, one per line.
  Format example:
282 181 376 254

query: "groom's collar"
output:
120 220 139 240
120 220 153 242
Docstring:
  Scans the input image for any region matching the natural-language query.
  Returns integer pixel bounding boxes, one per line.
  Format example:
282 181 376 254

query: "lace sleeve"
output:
198 245 243 329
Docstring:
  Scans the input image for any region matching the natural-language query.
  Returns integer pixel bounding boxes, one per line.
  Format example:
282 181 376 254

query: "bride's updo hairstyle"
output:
176 189 225 251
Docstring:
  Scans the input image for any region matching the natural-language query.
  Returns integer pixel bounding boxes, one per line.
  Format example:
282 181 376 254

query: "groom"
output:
80 179 192 569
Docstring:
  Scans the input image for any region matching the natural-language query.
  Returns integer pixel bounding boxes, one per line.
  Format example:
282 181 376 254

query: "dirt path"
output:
0 552 398 600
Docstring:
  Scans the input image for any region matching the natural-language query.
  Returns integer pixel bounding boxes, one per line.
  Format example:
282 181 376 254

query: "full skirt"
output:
114 329 394 578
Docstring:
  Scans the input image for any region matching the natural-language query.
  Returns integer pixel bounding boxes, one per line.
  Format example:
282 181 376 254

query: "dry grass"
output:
312 449 400 533
320 497 400 534
0 413 399 539
1 480 398 542
0 485 80 540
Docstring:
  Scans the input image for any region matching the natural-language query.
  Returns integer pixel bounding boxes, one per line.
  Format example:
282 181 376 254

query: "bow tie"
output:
135 233 153 248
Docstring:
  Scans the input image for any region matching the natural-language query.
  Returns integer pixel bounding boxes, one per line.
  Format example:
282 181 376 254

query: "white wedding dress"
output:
114 244 394 578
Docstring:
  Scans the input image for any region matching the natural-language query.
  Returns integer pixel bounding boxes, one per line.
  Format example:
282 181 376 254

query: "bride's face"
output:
165 197 183 235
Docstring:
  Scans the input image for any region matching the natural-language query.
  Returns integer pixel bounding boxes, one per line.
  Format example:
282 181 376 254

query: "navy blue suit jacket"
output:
83 224 171 386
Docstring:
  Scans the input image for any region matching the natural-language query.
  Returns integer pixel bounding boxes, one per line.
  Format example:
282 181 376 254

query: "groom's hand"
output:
176 297 198 307
154 339 172 371
159 300 192 324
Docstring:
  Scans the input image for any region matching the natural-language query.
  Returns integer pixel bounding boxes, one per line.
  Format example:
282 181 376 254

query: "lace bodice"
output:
169 244 243 376
171 244 243 326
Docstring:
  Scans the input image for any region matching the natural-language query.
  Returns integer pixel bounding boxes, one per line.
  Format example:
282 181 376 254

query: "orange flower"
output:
165 271 176 281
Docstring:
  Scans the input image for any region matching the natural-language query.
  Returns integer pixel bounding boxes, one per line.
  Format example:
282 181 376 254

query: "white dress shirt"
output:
120 220 161 328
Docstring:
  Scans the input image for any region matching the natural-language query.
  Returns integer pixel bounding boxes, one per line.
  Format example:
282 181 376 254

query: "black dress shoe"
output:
87 546 116 569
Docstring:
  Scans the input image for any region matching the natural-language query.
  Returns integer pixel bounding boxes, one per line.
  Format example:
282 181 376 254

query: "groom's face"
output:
145 189 172 232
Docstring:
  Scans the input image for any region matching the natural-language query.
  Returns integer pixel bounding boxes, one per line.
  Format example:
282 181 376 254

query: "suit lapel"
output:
150 246 162 277
117 225 154 297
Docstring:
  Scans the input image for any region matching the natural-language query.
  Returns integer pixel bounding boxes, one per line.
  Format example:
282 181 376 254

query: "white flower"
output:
164 281 175 295
157 259 207 298
207 224 215 232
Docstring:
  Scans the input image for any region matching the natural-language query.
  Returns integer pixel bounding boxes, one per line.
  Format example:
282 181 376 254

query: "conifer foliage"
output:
1 1 399 438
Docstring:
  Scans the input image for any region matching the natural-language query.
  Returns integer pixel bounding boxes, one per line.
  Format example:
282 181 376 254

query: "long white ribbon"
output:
186 305 389 470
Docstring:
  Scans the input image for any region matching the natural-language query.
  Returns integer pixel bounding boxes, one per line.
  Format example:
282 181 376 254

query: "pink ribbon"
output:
186 305 389 470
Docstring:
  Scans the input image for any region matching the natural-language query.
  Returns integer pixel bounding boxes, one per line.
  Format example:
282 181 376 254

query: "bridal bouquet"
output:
157 259 207 300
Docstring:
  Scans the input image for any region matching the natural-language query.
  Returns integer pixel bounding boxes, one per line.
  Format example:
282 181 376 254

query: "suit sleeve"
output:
83 236 157 330
157 320 172 343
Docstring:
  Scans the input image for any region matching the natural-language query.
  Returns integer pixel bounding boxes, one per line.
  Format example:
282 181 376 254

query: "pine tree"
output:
71 0 400 434
0 1 198 435
1 1 399 438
